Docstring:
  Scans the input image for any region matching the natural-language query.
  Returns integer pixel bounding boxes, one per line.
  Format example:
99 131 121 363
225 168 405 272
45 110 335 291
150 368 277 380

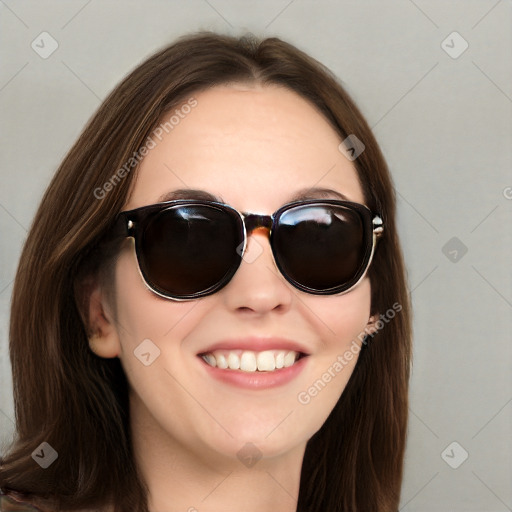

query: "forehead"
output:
125 84 365 211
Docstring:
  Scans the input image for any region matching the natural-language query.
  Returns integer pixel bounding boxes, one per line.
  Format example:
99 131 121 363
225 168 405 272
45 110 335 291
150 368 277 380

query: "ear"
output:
365 312 380 338
87 284 121 359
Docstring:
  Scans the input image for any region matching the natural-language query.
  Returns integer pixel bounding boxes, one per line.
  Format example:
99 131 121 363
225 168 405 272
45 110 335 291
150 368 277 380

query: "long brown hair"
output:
0 32 412 511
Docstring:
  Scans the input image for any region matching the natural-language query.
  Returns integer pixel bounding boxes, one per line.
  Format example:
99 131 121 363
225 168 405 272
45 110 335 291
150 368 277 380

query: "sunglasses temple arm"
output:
107 213 133 241
363 230 381 282
365 215 384 277
372 215 384 239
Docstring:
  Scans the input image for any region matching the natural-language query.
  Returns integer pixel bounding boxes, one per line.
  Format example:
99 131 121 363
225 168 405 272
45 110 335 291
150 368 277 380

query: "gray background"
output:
1 1 511 510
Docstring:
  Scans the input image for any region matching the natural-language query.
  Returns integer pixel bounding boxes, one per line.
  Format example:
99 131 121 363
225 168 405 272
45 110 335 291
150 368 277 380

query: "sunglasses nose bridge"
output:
242 213 273 235
238 212 274 263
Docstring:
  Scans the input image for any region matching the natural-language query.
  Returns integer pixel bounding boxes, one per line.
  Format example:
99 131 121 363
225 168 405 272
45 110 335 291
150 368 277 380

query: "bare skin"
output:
88 83 377 512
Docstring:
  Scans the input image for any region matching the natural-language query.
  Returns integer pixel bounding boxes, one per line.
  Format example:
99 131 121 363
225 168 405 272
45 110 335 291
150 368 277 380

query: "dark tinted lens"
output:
274 205 365 290
138 205 242 296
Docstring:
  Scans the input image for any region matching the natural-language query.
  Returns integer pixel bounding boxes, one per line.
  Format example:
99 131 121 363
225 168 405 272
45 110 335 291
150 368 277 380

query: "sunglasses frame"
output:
113 199 384 300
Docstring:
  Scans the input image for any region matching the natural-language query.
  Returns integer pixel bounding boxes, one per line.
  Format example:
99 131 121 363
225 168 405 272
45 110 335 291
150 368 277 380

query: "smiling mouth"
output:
198 349 308 373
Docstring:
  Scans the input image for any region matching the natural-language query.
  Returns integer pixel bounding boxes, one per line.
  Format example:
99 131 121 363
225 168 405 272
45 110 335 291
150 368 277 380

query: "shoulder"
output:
0 489 112 512
0 490 45 511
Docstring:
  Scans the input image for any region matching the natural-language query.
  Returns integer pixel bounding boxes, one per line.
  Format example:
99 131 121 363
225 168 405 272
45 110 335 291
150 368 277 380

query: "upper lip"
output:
197 336 311 356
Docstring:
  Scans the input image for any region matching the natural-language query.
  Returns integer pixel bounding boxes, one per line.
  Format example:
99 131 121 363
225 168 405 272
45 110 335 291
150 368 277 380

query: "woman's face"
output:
97 84 374 467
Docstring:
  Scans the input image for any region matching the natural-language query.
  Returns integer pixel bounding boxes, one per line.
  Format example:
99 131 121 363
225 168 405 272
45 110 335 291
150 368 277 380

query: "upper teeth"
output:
201 350 301 372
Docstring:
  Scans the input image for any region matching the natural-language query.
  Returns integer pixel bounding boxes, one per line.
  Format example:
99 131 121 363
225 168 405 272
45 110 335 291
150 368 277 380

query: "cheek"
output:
110 249 211 438
111 246 200 363
291 278 372 428
304 277 372 349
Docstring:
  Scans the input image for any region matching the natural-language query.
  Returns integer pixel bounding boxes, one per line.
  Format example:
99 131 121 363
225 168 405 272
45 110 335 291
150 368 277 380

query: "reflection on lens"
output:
274 205 364 290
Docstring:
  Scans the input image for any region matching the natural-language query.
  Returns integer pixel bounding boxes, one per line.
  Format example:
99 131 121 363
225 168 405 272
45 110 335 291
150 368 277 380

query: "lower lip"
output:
198 355 309 390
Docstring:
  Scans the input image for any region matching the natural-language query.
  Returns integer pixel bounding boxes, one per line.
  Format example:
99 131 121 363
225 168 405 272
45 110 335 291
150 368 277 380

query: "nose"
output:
219 229 293 315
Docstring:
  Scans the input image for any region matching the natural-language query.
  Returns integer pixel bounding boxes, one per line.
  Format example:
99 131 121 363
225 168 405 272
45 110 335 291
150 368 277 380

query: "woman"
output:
0 32 411 512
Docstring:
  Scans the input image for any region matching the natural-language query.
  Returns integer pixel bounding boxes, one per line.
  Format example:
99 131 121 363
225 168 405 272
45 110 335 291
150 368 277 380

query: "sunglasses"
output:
111 199 384 300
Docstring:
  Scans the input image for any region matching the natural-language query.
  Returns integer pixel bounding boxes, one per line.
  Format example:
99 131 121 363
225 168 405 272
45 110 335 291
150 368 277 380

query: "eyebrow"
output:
157 189 223 203
157 187 349 204
289 187 349 202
